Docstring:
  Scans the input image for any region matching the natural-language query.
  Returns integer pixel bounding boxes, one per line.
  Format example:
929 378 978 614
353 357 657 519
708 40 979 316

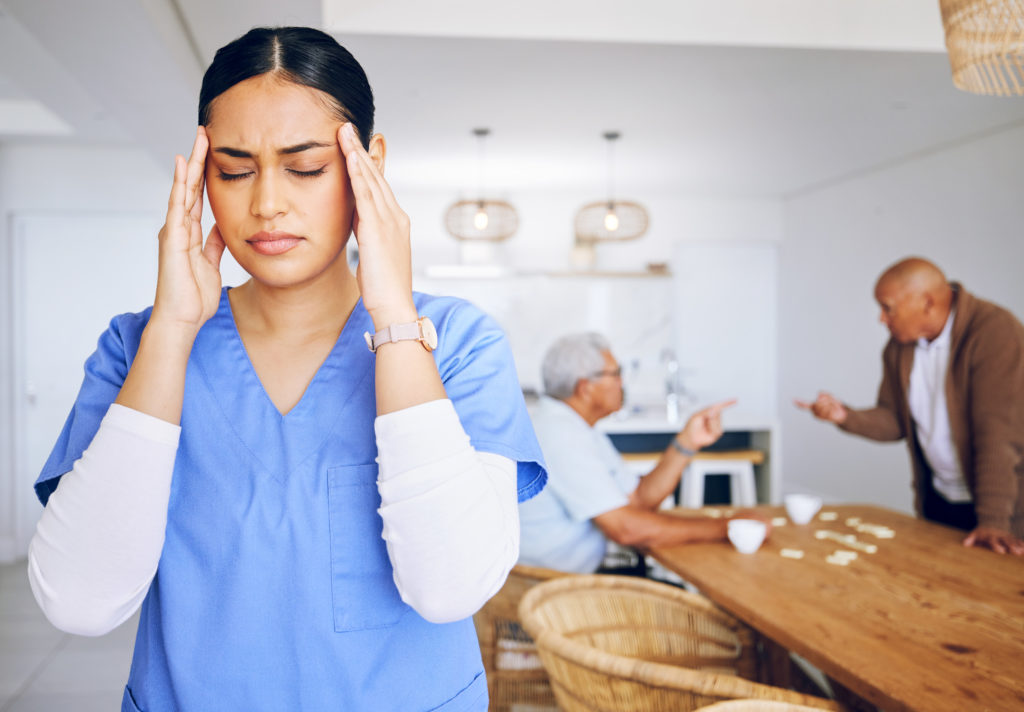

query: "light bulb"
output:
604 209 619 232
473 208 489 231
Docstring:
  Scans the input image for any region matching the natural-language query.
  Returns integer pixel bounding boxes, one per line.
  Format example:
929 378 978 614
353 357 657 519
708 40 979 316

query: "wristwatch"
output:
364 316 438 353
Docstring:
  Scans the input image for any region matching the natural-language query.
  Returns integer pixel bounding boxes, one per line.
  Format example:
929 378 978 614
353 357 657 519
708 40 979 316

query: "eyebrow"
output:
213 141 333 158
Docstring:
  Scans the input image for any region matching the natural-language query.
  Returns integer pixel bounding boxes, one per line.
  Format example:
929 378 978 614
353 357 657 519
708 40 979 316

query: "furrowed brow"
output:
280 141 333 155
212 141 332 158
213 147 253 158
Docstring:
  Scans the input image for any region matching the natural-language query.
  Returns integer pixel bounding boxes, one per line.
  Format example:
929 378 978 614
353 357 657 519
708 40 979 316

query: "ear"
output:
573 378 592 401
368 133 387 174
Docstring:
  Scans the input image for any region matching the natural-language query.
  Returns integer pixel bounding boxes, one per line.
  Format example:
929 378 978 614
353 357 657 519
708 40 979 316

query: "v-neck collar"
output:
224 287 368 419
188 287 376 480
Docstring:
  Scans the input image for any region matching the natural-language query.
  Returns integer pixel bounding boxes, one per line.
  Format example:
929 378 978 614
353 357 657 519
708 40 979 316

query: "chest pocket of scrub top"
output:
327 464 410 632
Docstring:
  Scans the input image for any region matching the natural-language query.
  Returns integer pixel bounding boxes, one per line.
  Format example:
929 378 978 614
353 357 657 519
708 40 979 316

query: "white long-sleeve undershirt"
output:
28 400 518 635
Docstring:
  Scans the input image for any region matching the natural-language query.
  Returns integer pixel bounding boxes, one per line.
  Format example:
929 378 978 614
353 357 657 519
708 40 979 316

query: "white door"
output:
10 212 248 555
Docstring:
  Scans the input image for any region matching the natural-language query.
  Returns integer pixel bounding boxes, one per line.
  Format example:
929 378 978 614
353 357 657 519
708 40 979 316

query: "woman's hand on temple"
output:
338 122 417 328
151 126 225 335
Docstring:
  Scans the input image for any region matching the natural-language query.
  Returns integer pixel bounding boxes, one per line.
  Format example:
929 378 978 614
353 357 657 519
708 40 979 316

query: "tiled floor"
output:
0 559 136 711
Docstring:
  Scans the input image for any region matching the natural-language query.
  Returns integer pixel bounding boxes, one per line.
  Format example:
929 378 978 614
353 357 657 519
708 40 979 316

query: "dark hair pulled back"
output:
198 27 374 148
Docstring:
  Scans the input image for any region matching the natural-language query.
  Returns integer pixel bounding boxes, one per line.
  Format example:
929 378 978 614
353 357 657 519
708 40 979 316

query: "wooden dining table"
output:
648 504 1024 712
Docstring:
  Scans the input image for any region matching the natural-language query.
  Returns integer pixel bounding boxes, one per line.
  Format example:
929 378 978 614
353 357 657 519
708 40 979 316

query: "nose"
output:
251 172 287 220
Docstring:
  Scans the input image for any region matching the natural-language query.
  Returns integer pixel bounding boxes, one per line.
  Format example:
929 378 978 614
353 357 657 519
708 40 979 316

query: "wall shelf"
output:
418 266 671 279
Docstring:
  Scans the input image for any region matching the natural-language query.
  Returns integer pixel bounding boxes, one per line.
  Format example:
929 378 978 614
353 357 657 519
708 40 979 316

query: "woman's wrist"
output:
368 300 419 331
142 316 201 354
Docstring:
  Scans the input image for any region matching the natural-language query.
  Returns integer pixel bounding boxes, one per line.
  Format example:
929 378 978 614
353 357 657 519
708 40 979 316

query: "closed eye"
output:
218 171 252 182
288 167 327 178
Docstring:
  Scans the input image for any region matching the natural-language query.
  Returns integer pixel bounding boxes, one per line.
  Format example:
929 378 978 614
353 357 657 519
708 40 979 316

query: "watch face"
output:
420 317 438 351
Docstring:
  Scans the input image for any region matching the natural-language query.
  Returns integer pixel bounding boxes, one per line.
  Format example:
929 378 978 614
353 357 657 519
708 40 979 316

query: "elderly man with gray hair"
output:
518 332 759 574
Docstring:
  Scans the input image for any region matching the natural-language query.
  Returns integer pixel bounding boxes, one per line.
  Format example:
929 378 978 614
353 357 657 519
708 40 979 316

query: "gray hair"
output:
542 332 612 400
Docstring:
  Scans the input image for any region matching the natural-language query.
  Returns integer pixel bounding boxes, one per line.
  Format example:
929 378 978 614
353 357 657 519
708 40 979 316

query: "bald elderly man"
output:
797 257 1024 555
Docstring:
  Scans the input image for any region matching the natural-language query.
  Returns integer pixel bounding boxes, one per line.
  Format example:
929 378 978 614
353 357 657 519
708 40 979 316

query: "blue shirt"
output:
518 397 631 573
36 289 546 712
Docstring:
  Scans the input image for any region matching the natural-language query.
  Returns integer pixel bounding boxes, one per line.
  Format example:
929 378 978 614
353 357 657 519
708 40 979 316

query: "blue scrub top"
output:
36 288 547 712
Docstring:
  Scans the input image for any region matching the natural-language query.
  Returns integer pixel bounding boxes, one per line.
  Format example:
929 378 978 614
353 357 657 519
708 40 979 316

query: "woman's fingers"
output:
187 191 205 252
166 154 188 217
163 128 208 252
345 151 382 229
184 128 209 216
202 224 226 268
339 125 386 218
339 123 401 218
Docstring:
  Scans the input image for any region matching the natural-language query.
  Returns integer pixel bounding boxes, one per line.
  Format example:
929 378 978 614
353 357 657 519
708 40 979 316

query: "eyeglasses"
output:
589 367 623 380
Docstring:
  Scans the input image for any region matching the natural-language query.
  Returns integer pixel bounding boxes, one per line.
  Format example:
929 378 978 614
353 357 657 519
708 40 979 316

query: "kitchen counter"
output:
596 410 781 504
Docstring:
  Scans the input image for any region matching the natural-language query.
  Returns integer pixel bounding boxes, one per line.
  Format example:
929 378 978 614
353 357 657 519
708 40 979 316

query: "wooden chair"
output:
518 575 842 712
473 564 569 711
694 701 835 712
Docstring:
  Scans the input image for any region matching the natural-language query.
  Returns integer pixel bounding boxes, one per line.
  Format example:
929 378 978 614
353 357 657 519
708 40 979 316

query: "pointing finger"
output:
704 398 738 416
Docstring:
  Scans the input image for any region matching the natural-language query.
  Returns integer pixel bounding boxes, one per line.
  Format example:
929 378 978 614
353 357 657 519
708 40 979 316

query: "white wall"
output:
404 188 781 409
778 124 1024 512
394 185 782 273
0 141 169 561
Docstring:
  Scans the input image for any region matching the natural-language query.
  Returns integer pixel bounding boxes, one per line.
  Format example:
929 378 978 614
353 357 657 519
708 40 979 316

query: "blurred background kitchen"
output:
2 0 1024 565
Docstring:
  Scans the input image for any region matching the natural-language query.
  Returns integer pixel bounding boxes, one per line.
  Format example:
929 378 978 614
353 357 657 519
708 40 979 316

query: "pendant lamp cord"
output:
604 130 619 209
474 127 489 206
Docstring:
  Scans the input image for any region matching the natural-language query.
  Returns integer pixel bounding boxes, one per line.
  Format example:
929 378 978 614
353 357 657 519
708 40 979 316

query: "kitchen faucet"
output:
662 348 681 423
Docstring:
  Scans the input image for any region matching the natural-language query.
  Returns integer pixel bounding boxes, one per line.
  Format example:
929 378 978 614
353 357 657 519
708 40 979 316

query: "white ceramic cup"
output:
785 493 823 525
727 519 767 554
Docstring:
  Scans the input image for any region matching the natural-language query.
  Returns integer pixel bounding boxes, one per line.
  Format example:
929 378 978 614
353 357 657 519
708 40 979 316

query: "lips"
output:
246 231 303 256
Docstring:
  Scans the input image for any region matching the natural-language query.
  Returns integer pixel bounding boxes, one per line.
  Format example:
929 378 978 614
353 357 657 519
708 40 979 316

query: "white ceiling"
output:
2 0 1023 198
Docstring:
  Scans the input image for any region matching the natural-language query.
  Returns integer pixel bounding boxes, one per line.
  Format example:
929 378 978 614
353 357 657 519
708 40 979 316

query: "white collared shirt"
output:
908 309 971 502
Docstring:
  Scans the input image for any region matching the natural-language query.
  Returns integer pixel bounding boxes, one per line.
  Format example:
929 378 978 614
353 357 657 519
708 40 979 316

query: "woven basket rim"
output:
518 575 840 710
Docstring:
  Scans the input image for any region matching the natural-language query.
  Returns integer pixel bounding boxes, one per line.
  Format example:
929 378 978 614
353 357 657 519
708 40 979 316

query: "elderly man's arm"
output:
631 400 736 511
593 506 763 550
962 311 1024 555
798 343 906 441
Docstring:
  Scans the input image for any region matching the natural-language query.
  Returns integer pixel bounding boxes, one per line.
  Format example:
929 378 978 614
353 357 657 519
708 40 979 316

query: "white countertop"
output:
596 410 779 434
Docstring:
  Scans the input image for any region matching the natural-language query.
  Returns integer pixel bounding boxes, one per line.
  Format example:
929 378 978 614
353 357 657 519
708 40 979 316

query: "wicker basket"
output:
939 0 1024 95
518 575 841 712
474 564 569 711
695 701 836 712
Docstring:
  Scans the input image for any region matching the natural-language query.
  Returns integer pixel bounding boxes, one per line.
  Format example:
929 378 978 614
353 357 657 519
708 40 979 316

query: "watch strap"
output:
364 317 436 352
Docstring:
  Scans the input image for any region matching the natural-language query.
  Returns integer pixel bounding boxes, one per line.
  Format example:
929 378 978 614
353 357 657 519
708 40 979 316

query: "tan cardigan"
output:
841 283 1024 537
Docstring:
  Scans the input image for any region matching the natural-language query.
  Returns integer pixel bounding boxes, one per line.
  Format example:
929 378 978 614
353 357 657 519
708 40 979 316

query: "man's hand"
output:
794 391 848 425
962 526 1024 555
677 399 737 451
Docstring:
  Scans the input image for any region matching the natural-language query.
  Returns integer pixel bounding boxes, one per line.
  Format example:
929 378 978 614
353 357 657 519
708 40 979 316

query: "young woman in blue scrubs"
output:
28 27 545 711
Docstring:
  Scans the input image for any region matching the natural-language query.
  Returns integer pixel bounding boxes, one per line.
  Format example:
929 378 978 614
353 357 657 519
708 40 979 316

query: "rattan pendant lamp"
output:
939 0 1024 95
444 128 519 242
574 131 649 247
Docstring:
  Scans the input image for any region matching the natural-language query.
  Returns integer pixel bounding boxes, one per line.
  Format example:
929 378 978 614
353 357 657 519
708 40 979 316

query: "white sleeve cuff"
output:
104 403 181 446
374 399 469 479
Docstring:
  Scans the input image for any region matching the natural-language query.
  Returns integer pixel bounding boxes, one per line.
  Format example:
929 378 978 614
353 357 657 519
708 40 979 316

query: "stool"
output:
680 450 764 508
